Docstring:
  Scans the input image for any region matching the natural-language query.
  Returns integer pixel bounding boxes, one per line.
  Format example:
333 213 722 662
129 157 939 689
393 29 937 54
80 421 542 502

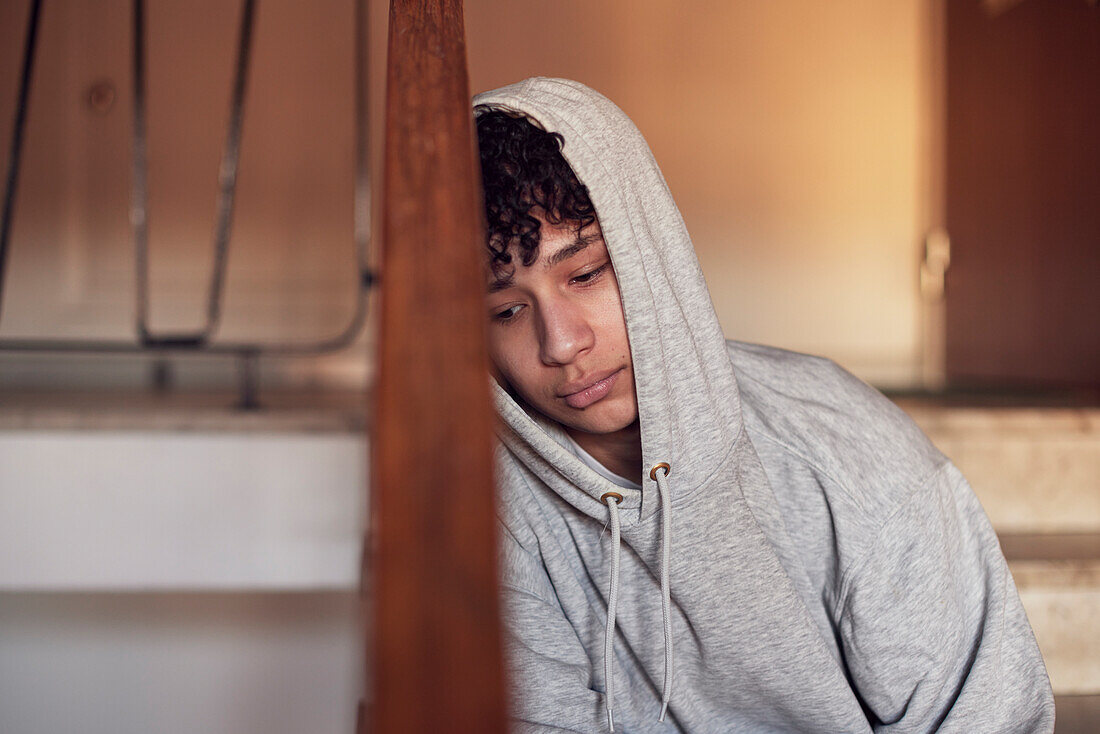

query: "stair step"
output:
1053 695 1100 734
1010 558 1100 696
899 405 1100 535
1001 533 1100 562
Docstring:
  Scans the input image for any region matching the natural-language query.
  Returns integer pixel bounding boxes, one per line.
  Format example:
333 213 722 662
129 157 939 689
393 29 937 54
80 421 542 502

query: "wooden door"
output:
945 0 1100 389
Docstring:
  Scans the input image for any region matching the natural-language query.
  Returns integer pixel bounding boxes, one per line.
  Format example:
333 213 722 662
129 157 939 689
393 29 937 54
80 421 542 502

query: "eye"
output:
492 304 523 322
571 264 607 285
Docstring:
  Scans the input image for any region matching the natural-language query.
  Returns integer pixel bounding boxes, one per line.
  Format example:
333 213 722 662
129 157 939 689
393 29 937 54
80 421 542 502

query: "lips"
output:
559 368 622 409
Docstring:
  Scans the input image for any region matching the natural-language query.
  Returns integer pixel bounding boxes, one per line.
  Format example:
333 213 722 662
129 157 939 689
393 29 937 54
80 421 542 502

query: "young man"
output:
474 77 1054 733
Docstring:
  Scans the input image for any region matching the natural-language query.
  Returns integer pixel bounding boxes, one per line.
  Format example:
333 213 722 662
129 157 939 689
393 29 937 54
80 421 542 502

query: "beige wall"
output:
463 0 931 386
1 0 934 389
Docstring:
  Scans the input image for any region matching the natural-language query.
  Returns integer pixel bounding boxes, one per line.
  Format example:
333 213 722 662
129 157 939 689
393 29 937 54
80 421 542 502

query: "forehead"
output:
487 220 605 291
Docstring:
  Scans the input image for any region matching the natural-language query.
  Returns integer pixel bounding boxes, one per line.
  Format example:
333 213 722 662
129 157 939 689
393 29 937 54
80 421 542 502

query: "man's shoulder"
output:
727 340 946 505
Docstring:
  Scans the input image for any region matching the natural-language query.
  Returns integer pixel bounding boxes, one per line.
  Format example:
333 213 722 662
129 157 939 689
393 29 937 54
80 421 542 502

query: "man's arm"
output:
836 462 1055 733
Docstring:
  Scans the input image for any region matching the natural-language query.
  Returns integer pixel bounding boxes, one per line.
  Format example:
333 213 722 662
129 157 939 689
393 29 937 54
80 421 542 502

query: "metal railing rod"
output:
131 0 257 346
202 0 255 342
0 335 365 357
0 0 44 325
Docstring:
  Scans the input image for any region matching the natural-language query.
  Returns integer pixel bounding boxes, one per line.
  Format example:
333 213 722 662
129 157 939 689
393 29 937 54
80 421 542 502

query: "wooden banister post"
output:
366 1 506 732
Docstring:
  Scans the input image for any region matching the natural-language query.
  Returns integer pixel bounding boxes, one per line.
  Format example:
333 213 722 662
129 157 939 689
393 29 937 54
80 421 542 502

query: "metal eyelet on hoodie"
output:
599 467 674 732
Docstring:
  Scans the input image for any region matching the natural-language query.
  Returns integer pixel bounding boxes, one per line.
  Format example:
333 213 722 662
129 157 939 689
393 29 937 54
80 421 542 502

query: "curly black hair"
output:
475 106 597 271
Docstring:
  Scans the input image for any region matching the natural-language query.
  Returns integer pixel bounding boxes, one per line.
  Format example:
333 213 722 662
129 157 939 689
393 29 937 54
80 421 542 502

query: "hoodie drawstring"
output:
600 490 623 732
651 462 674 722
600 462 674 732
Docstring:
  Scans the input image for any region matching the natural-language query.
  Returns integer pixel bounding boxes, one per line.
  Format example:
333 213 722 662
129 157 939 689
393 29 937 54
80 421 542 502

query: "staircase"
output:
0 393 1095 732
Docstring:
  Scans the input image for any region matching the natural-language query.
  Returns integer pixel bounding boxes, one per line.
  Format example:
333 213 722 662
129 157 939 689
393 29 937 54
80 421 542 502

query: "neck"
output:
566 419 643 486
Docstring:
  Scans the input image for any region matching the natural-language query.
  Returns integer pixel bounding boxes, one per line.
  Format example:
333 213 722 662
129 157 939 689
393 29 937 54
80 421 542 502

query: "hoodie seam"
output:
634 434 740 523
501 581 559 609
743 425 871 516
831 460 952 623
497 513 562 608
498 515 533 556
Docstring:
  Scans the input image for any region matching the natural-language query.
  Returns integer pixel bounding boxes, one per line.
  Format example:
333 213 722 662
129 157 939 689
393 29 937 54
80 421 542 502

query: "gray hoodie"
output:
474 77 1054 734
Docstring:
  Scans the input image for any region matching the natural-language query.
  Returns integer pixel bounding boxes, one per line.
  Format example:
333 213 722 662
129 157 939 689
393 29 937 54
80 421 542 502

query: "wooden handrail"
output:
366 1 505 732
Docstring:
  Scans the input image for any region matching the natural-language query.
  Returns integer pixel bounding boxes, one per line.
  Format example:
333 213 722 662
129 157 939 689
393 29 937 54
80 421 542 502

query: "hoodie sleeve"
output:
499 521 607 733
835 461 1055 733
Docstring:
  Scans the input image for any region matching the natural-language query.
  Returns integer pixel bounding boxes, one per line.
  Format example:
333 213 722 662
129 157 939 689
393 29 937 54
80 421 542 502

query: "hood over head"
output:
474 77 741 524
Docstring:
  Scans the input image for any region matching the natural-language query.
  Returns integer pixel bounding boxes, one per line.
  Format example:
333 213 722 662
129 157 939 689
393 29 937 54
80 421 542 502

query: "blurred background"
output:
0 0 1096 732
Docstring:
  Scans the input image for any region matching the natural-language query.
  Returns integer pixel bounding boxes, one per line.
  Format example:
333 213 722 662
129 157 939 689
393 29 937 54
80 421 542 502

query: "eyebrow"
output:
546 232 601 268
488 275 513 293
486 231 603 294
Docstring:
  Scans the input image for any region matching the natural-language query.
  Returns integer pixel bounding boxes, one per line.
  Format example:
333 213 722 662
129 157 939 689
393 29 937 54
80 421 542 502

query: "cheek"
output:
488 328 539 391
486 335 515 383
592 289 631 356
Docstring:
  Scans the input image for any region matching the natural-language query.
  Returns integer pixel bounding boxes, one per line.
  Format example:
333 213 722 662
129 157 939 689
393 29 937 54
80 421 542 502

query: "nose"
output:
537 297 595 366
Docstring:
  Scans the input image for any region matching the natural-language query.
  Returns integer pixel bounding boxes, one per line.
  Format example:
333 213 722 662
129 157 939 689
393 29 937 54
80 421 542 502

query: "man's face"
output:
485 214 638 436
